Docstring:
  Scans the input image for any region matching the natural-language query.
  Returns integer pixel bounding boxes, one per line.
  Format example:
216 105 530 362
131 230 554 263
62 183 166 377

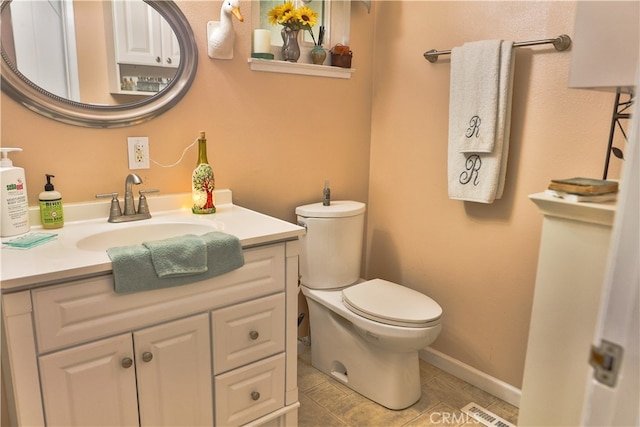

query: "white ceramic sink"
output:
76 222 218 252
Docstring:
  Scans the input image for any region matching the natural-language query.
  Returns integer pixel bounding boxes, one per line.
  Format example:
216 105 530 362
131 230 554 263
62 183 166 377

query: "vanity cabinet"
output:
2 241 300 427
39 314 212 426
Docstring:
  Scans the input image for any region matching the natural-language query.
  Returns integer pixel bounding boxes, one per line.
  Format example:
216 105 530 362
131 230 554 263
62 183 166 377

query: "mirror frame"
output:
0 0 198 128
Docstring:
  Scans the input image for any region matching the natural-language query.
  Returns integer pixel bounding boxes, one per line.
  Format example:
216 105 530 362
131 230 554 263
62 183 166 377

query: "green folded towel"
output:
107 231 244 294
143 234 208 278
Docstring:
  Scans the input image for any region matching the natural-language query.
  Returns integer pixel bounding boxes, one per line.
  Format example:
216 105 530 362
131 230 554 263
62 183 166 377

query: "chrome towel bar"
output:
424 34 572 63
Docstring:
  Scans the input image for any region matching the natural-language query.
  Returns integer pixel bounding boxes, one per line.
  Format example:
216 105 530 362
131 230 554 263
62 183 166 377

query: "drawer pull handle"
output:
249 330 259 340
142 352 153 363
251 391 260 401
121 357 133 368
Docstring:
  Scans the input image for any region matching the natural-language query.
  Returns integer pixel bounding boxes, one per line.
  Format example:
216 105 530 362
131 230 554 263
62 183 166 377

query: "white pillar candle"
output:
253 29 272 54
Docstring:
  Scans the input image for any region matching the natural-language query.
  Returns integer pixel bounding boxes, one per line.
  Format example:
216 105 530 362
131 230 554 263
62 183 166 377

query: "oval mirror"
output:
0 0 198 128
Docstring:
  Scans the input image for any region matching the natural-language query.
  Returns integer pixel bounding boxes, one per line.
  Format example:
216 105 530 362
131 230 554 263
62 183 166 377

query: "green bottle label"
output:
40 199 64 226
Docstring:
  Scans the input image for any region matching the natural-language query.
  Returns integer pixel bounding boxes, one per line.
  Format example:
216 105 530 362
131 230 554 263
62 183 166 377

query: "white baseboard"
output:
419 347 522 408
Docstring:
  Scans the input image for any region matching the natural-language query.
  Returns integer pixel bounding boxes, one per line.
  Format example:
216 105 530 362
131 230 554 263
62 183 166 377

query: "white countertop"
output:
1 190 304 292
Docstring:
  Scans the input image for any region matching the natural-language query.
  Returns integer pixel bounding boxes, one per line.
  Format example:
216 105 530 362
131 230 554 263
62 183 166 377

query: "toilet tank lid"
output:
296 201 366 218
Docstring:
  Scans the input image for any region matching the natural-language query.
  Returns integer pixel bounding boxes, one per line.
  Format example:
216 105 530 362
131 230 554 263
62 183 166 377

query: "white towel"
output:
448 40 515 203
451 40 502 153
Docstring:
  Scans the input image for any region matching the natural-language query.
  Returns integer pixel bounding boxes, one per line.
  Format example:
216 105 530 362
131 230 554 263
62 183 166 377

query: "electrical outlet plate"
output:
127 137 150 169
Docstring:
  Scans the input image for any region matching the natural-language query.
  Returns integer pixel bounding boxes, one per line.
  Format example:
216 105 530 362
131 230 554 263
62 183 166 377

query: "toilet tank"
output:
296 201 366 289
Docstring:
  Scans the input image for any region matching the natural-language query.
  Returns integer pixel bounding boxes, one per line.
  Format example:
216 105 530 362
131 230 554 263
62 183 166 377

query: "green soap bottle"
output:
39 174 64 229
191 131 216 214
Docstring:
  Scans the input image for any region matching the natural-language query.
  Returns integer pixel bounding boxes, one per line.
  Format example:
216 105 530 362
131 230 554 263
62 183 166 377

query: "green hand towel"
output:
143 234 207 278
107 231 244 294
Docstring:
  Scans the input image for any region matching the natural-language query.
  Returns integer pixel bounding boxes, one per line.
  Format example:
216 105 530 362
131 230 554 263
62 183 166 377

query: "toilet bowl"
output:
296 201 443 410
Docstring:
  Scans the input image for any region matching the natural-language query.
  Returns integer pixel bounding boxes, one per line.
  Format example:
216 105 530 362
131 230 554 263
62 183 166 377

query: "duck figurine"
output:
207 0 244 59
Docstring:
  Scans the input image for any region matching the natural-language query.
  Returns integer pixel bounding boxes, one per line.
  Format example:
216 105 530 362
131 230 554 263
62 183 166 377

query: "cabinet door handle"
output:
121 357 133 368
166 57 172 64
155 56 161 63
251 391 260 401
142 352 153 363
249 330 259 340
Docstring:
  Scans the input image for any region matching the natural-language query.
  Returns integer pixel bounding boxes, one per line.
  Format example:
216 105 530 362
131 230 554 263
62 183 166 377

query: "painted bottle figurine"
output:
192 131 216 214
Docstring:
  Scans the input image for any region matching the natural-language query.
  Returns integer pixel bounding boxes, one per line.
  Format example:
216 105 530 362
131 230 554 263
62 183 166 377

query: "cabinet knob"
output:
251 391 260 401
249 330 259 340
155 56 161 63
142 352 153 363
121 357 133 368
166 57 172 64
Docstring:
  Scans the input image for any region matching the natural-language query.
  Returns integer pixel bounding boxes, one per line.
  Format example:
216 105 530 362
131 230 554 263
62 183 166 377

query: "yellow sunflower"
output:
268 1 318 31
296 5 317 29
267 4 285 25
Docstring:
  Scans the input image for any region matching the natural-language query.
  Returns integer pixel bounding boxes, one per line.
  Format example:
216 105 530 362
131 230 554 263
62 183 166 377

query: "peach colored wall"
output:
0 0 374 223
366 1 619 389
0 0 622 393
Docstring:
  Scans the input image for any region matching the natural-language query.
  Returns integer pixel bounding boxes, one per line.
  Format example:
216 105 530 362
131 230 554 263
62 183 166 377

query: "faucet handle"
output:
96 192 119 199
137 189 159 215
96 193 122 222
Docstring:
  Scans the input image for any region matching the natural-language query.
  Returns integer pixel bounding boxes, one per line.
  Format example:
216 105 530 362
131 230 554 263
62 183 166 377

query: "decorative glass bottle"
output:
191 131 216 214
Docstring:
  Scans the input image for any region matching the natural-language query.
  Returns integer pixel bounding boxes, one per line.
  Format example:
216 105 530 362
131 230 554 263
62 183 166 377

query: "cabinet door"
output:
112 0 162 66
160 18 180 68
135 313 213 426
39 334 139 426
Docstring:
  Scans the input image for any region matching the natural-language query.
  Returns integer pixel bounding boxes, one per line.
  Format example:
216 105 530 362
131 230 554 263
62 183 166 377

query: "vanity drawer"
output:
212 293 285 374
32 244 284 353
214 353 285 427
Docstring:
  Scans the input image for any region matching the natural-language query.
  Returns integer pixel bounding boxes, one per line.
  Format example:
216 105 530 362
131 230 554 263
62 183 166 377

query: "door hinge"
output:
589 339 624 387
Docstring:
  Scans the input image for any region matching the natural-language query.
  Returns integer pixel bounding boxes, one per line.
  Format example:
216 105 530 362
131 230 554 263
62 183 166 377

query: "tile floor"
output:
297 343 519 427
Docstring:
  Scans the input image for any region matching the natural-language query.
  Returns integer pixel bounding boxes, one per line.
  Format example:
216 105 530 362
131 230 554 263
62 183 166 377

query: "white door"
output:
135 313 214 426
582 84 639 425
9 0 79 100
38 333 139 426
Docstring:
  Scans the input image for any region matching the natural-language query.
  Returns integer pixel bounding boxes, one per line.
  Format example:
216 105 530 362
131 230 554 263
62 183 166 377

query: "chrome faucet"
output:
124 173 143 215
97 173 159 222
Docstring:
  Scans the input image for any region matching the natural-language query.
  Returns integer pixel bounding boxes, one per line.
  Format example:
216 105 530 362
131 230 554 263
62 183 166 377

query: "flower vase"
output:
310 45 327 65
281 28 300 62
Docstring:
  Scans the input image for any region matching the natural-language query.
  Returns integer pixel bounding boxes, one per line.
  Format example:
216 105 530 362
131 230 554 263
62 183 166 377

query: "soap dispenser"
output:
39 174 64 229
0 147 30 237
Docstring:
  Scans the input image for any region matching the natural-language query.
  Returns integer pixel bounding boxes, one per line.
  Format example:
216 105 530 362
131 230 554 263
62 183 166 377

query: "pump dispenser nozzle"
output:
44 174 55 191
323 180 331 206
0 147 22 167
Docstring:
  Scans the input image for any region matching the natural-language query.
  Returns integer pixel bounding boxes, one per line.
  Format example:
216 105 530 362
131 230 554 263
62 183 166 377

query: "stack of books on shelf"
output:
545 177 619 203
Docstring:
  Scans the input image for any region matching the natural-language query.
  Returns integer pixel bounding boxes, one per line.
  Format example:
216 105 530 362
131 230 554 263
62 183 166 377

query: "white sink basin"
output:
76 222 218 252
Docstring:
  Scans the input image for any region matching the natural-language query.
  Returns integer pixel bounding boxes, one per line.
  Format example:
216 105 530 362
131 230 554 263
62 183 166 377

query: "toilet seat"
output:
342 279 442 328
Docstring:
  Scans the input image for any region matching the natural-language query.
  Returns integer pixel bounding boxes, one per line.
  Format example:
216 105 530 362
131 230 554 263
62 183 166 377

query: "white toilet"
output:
296 201 443 410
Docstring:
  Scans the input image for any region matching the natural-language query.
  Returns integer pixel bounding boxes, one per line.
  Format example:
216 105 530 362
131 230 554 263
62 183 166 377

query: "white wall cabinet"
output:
106 0 179 95
519 193 616 426
112 0 178 68
2 242 300 427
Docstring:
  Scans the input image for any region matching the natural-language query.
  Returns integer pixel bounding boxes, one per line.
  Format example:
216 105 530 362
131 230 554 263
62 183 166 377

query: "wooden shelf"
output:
248 58 355 79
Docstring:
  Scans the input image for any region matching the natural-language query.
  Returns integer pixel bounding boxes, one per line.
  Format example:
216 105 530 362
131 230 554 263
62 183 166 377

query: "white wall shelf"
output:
248 58 355 79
